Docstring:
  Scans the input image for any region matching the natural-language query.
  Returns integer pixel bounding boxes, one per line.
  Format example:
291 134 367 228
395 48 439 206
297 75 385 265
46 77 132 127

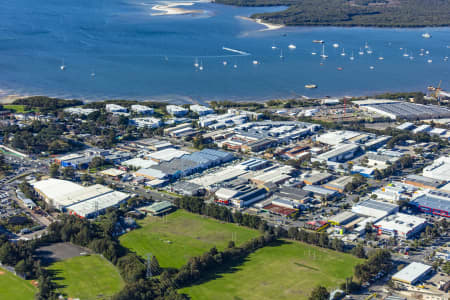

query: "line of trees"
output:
2 121 81 154
12 96 83 113
354 249 392 283
372 155 414 180
114 232 278 299
287 226 345 252
175 196 269 231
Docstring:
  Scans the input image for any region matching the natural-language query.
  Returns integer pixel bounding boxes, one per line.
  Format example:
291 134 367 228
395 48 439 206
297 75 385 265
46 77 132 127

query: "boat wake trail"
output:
222 46 251 56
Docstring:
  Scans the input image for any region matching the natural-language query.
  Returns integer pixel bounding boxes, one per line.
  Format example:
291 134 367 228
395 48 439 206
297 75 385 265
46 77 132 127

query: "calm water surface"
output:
0 0 449 103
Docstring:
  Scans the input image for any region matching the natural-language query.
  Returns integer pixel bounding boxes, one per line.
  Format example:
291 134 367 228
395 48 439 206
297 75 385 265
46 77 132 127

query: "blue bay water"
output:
0 0 449 103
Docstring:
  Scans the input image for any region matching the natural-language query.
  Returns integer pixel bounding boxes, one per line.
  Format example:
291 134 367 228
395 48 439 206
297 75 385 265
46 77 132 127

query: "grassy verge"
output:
180 239 363 300
47 254 125 300
120 210 260 268
0 267 37 300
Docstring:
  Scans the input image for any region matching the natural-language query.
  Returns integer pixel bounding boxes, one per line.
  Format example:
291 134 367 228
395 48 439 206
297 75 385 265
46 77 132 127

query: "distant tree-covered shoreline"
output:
214 0 450 28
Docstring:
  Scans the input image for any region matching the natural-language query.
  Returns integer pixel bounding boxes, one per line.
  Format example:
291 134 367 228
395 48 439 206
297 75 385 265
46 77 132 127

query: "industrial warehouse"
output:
354 99 450 120
31 178 130 218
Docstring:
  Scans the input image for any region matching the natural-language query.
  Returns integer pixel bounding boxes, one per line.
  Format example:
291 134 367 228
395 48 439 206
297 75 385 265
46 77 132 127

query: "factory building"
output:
422 156 450 182
171 181 205 197
139 149 234 181
189 166 248 189
249 165 294 187
316 131 362 146
323 176 353 193
122 158 158 170
303 172 333 185
32 179 129 217
352 199 399 219
314 144 361 163
392 262 433 286
140 201 173 216
410 190 450 218
396 122 415 131
302 185 339 200
166 105 188 117
237 158 271 171
231 187 268 208
275 186 312 204
328 211 359 226
147 148 189 162
241 138 277 153
373 213 427 239
361 101 450 120
403 174 445 190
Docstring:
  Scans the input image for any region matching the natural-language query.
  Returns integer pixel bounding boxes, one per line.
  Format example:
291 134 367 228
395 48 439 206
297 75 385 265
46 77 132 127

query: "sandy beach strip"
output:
237 16 285 31
151 2 204 16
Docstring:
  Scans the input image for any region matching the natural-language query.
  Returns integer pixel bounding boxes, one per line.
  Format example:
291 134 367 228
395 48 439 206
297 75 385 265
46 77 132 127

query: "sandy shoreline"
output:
237 16 285 31
151 2 204 16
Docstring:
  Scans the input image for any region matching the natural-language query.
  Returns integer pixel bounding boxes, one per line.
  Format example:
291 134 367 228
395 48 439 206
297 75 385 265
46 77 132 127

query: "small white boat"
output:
288 44 296 49
422 32 431 39
366 48 373 54
252 60 259 65
425 50 430 54
280 49 284 59
233 64 238 69
60 59 66 71
313 40 324 44
340 48 346 56
369 66 375 70
444 56 449 61
271 45 277 50
194 58 199 68
332 43 339 48
311 52 317 55
349 51 355 61
358 48 364 55
305 84 317 89
378 56 384 60
90 72 96 77
199 60 204 71
403 49 409 57
419 49 424 56
427 59 433 63
223 61 227 66
364 41 369 49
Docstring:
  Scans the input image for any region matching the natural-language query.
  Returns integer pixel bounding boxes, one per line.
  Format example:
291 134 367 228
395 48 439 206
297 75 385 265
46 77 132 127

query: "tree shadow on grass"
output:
182 239 290 289
46 269 67 290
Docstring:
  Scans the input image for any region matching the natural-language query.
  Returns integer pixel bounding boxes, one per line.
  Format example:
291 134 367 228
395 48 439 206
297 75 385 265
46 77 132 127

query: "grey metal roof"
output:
410 191 450 212
356 199 399 212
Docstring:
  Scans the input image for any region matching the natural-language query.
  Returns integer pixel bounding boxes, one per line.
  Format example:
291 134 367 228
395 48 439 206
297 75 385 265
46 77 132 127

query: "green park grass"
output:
47 254 125 300
3 105 30 113
0 267 37 300
120 210 260 268
180 240 364 300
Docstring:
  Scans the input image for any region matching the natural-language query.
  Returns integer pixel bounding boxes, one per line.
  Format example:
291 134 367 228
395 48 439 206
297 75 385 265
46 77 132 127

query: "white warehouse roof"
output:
422 156 450 182
66 191 129 218
392 262 432 284
147 148 188 162
32 179 129 213
352 199 399 219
